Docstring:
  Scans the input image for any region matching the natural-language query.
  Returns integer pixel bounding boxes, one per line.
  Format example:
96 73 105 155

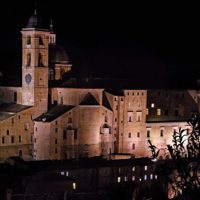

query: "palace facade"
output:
0 11 199 161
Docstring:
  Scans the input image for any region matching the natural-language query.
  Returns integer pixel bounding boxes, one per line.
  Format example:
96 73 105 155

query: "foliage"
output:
148 114 200 199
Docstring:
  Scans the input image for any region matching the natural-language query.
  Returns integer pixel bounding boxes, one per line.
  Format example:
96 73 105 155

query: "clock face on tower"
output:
25 73 32 85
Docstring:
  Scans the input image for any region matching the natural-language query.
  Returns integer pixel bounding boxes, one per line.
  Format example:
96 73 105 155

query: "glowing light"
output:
144 165 148 171
155 175 158 180
139 178 142 181
117 177 121 183
132 176 135 181
144 175 147 180
66 171 69 176
150 174 153 180
132 166 135 171
72 182 76 190
61 171 64 175
151 103 155 108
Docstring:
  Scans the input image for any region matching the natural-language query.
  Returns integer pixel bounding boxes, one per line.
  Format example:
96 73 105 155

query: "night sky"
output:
1 1 200 88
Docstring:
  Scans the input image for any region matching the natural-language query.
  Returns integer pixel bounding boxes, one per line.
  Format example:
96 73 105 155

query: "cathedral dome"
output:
26 10 44 29
49 44 69 64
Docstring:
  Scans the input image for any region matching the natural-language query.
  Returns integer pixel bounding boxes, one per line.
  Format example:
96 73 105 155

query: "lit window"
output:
151 103 155 108
72 182 76 190
124 176 128 182
132 166 135 171
61 171 65 175
157 108 161 116
150 174 153 180
117 177 121 183
144 165 148 171
139 178 142 181
155 175 158 180
144 175 147 180
132 176 135 181
146 108 149 115
66 171 69 176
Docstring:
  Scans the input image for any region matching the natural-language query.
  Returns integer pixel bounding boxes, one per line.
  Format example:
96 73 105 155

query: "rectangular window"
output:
146 108 149 115
55 148 58 154
55 128 58 133
55 138 57 144
157 108 161 116
132 143 135 150
19 135 21 143
144 165 148 171
175 110 179 116
63 130 67 139
74 131 77 140
14 92 17 102
11 136 14 143
147 130 150 138
2 137 5 144
160 129 164 137
137 132 140 138
128 132 131 138
7 130 9 135
19 150 23 157
151 103 155 108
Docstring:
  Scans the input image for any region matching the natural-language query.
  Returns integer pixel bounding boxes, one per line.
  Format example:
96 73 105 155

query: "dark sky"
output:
1 1 200 88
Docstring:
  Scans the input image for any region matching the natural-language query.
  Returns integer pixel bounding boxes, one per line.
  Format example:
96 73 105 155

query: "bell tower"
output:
21 10 50 118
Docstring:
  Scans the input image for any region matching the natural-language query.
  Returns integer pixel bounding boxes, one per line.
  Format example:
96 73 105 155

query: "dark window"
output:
11 136 14 143
74 131 77 140
142 92 144 96
132 92 134 96
2 137 5 144
55 128 58 133
63 130 67 139
14 92 17 102
18 115 20 119
27 36 31 45
19 150 23 157
31 135 33 142
105 116 108 122
121 98 123 101
127 92 129 96
55 138 57 144
128 132 131 138
27 53 31 67
55 121 57 125
115 118 117 122
34 138 36 143
55 148 57 154
147 130 150 138
6 130 9 135
19 135 21 143
114 97 117 101
175 110 179 116
160 130 164 137
132 143 135 150
68 118 72 123
165 110 168 116
39 36 43 45
137 132 140 138
137 92 139 96
128 116 132 122
38 53 44 67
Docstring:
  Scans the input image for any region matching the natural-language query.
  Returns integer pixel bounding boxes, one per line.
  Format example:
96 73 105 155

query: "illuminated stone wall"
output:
0 108 33 161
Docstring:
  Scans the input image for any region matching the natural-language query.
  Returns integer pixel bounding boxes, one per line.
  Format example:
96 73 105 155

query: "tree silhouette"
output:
148 113 200 199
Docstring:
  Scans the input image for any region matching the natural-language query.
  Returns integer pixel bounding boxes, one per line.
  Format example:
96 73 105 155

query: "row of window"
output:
117 174 157 183
149 106 180 117
1 135 25 144
26 53 44 67
127 130 164 139
26 35 44 45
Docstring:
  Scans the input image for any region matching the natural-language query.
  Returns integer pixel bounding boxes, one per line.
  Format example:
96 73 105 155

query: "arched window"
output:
27 36 31 45
27 53 31 67
38 53 44 67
